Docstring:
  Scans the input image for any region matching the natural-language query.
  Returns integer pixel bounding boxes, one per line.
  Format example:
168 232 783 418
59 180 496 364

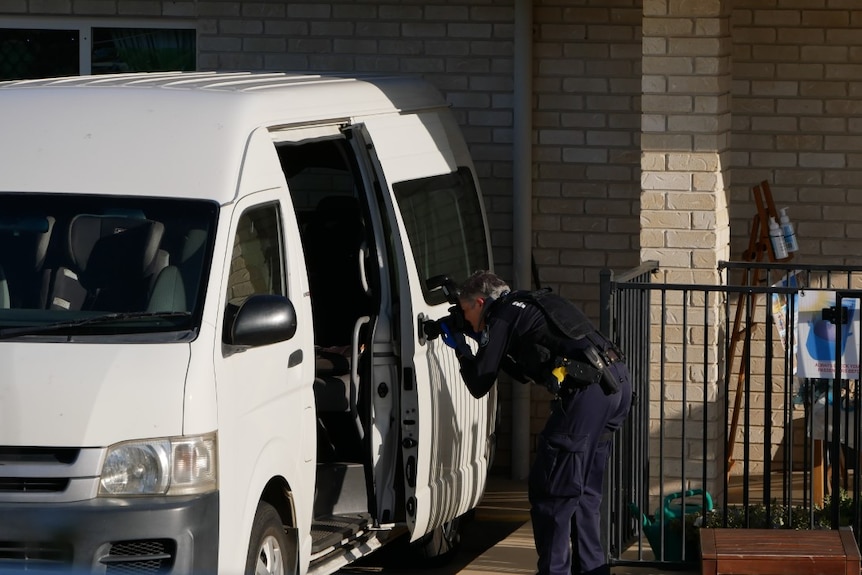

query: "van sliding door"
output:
270 125 401 526
347 115 496 542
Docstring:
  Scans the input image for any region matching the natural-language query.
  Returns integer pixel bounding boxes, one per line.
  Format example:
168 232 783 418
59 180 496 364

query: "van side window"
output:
227 203 285 306
392 167 489 305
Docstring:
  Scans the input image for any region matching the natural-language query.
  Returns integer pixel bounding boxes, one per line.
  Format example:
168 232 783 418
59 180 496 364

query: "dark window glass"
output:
0 29 79 80
393 168 490 305
92 28 195 74
0 193 218 337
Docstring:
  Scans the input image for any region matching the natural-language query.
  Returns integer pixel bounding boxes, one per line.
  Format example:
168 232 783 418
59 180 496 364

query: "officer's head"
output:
458 270 510 332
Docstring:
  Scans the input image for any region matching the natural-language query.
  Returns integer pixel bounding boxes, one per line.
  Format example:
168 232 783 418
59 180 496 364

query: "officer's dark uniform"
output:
450 290 632 575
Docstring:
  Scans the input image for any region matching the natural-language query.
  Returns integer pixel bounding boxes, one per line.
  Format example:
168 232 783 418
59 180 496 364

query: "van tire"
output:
246 501 293 575
410 516 462 565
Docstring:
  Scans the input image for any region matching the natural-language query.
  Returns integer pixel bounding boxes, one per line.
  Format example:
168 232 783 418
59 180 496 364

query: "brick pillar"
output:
640 0 732 503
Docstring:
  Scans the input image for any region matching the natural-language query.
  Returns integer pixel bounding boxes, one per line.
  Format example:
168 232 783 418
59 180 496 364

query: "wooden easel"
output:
726 181 793 475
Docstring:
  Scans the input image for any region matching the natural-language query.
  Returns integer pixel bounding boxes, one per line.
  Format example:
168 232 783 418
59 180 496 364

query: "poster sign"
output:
770 271 800 352
796 290 860 379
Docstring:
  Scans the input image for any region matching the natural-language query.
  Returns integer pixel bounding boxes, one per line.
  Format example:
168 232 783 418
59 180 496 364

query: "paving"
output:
341 473 698 575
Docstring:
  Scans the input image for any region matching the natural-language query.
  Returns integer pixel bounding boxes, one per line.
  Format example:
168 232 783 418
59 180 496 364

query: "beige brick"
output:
117 1 161 15
693 171 727 192
642 153 668 172
667 229 718 249
668 37 723 57
667 191 719 210
641 248 692 268
753 9 801 26
643 17 694 36
71 0 116 13
642 133 694 151
802 45 849 63
644 0 669 17
669 0 724 17
641 210 692 229
668 114 722 133
643 171 693 191
802 9 851 27
667 153 721 172
799 153 846 169
642 228 666 248
776 27 825 44
643 37 668 55
642 94 693 113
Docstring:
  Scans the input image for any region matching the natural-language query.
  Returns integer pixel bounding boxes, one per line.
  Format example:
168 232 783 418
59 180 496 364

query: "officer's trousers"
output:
528 361 632 575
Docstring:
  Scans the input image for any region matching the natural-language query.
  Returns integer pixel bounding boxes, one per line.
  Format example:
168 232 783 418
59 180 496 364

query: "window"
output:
0 193 217 337
0 28 79 80
227 203 285 307
393 167 489 305
91 28 195 74
0 21 195 81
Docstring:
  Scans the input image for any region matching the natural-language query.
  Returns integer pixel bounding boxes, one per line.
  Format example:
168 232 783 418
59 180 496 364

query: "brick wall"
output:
533 0 642 317
193 0 521 291
640 0 733 499
730 0 862 265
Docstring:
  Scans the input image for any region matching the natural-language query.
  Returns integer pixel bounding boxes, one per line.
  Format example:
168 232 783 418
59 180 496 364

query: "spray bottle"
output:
779 207 799 253
769 216 788 259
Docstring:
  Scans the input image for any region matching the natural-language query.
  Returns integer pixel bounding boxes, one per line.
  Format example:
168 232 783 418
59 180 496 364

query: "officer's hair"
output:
459 270 510 302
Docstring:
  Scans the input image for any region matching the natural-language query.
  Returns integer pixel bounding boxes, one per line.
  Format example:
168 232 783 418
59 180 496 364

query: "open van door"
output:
346 114 497 543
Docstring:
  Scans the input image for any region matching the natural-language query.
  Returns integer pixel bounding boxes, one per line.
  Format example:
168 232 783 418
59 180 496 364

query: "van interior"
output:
275 136 394 559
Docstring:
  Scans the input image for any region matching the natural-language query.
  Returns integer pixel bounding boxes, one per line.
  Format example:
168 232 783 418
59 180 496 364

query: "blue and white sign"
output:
797 290 860 379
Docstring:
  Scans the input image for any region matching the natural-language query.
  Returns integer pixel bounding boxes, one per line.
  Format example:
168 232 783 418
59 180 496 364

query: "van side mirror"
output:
226 294 297 347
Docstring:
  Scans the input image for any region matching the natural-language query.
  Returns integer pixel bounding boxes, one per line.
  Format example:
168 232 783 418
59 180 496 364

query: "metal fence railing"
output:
600 260 862 568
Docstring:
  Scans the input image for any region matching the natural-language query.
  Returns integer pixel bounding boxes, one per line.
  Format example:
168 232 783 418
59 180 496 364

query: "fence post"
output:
600 267 614 336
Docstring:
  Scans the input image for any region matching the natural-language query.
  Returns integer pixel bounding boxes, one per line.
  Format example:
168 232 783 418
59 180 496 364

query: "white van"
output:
0 72 496 575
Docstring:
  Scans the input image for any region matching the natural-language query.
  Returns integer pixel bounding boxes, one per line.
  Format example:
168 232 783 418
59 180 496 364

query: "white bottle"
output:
769 216 788 259
779 207 799 252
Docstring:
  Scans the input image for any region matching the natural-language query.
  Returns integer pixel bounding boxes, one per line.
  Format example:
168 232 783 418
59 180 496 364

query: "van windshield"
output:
0 193 217 338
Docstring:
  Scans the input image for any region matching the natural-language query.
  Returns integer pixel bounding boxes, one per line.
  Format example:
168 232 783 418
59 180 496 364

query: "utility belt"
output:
546 337 624 397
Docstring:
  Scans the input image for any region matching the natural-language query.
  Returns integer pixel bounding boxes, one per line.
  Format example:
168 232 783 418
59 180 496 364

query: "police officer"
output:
437 270 632 575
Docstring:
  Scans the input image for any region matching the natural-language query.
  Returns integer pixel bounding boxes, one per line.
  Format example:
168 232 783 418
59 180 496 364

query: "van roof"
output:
0 72 448 203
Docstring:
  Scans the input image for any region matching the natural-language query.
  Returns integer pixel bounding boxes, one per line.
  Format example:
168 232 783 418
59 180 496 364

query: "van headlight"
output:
99 433 217 496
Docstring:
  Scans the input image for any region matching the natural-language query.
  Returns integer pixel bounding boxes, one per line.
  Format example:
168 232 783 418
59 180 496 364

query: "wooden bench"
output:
700 528 861 575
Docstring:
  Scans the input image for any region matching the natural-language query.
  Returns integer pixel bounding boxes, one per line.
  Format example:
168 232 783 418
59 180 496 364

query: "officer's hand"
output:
440 321 471 357
439 322 459 349
423 318 442 340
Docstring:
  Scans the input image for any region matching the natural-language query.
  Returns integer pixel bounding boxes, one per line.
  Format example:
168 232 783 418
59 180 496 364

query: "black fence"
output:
600 260 862 568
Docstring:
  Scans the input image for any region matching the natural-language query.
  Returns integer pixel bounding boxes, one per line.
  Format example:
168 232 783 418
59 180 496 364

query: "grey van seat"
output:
313 345 364 463
0 216 55 309
49 215 165 312
147 266 186 312
178 228 207 311
146 227 207 314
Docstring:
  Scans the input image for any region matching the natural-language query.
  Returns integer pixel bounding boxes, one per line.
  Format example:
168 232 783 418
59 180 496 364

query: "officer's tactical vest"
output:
512 288 594 340
506 289 622 395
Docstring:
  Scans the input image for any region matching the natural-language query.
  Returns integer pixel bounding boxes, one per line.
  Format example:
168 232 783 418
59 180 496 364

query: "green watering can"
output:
629 488 714 562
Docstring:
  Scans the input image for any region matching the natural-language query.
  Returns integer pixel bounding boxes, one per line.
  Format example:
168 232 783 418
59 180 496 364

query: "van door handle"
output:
358 242 370 295
288 349 302 368
351 316 371 384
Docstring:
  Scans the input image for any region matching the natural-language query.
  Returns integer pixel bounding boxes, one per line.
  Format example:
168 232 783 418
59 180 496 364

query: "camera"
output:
423 275 467 339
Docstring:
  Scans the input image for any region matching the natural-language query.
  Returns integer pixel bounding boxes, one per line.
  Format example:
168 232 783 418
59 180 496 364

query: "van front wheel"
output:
246 502 293 575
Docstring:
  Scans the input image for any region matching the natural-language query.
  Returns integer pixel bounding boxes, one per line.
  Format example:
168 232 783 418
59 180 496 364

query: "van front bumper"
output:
0 491 218 574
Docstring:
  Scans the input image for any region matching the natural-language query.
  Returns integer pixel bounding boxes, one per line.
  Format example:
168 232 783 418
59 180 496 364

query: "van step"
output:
310 513 371 555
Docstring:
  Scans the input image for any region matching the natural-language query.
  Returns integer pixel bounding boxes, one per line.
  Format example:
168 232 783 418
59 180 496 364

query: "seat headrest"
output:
68 215 165 287
0 216 55 272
